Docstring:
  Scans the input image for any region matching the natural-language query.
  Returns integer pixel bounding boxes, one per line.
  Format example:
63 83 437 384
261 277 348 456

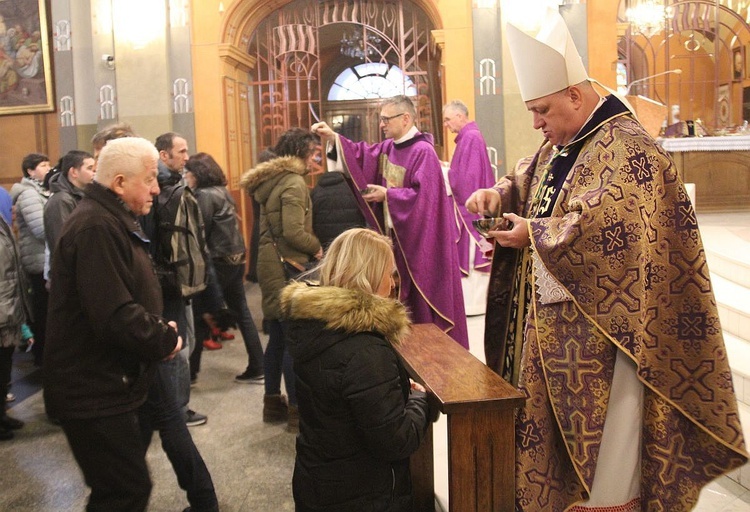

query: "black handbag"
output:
269 231 316 281
281 258 316 281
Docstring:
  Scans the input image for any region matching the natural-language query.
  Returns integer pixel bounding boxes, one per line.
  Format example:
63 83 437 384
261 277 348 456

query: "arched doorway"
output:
244 0 443 163
214 0 444 276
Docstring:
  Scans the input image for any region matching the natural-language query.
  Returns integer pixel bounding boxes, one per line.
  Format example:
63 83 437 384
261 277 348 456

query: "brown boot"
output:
287 405 299 434
263 394 288 423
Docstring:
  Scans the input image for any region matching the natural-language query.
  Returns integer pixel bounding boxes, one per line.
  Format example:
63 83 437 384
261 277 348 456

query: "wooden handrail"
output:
395 323 526 512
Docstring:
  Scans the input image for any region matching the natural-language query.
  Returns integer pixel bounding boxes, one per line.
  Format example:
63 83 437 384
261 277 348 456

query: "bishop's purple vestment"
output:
335 132 468 348
448 121 496 274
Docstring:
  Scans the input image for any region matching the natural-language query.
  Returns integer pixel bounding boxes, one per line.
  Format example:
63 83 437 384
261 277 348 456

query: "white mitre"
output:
505 8 589 102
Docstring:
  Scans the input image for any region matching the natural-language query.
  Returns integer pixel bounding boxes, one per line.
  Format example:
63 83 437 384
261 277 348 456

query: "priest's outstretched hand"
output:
311 122 335 144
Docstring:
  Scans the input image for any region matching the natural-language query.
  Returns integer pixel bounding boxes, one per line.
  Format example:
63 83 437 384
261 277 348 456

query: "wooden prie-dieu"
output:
394 324 525 512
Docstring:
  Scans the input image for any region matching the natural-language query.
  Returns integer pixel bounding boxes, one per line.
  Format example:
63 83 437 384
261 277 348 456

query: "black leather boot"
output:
0 414 24 430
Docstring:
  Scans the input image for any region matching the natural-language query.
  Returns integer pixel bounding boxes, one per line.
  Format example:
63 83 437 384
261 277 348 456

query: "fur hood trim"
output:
280 282 411 345
240 156 307 194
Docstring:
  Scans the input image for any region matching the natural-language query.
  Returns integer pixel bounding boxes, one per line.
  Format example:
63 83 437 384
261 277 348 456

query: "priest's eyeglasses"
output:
379 113 405 124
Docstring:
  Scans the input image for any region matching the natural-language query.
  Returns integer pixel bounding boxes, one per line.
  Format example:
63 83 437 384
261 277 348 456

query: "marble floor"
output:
1 212 749 511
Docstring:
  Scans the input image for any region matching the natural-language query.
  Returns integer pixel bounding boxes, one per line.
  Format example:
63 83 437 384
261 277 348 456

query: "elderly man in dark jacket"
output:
43 137 182 512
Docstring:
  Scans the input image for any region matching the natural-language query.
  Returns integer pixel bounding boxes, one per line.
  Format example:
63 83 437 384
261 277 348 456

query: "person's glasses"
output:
379 113 405 124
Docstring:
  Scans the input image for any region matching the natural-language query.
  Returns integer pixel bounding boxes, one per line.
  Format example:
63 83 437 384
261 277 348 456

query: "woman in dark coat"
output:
184 152 265 383
280 228 430 512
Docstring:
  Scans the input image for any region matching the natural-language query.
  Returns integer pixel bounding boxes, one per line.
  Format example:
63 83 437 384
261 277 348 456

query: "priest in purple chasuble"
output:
312 95 469 348
465 10 748 512
443 100 497 316
443 100 496 277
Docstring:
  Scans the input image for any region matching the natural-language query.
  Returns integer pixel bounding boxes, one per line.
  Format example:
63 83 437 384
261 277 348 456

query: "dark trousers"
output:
265 319 296 405
28 272 47 366
61 412 151 512
0 346 13 416
190 314 208 377
247 199 260 282
190 308 211 381
215 261 264 375
139 360 219 512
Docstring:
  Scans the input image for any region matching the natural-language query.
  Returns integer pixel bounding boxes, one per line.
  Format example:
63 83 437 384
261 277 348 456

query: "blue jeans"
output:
214 262 264 375
139 361 218 512
162 297 191 410
264 319 296 406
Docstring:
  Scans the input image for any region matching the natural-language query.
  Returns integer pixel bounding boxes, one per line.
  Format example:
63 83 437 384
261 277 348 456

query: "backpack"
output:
153 183 208 299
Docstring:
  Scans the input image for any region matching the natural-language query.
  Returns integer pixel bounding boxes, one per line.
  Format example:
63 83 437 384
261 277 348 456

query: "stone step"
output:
725 332 750 407
703 225 750 289
719 319 750 491
726 402 750 489
708 261 750 490
723 331 749 490
712 273 750 343
676 219 750 491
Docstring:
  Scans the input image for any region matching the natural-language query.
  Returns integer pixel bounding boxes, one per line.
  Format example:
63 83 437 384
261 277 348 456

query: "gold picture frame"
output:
733 46 745 82
0 0 54 116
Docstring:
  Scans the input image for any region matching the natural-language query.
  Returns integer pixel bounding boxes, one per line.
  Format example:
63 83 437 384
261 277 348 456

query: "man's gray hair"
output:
95 137 158 186
444 100 469 116
382 95 417 120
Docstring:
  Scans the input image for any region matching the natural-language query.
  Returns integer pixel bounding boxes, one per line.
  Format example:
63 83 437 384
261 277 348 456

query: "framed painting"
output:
0 0 54 115
733 46 745 82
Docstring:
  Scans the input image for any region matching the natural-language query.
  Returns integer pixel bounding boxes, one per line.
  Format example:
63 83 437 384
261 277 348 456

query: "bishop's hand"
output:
466 188 500 216
489 213 530 249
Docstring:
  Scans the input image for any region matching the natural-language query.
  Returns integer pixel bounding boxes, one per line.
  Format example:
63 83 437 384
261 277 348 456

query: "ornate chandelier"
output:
627 0 673 38
340 28 382 60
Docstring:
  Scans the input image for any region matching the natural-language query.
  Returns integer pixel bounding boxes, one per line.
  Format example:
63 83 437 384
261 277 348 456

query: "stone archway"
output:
219 0 443 159
220 0 442 49
209 0 444 281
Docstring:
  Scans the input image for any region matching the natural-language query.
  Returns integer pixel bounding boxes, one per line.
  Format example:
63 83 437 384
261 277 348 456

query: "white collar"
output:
564 95 606 146
393 126 419 144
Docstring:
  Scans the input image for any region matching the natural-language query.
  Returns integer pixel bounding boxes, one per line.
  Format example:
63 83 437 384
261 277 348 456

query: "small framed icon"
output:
733 46 744 81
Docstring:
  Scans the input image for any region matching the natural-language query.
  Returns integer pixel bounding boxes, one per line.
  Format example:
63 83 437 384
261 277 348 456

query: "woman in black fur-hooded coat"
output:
280 228 430 512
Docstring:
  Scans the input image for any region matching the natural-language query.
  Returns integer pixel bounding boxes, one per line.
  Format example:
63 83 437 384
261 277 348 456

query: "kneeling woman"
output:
280 228 430 512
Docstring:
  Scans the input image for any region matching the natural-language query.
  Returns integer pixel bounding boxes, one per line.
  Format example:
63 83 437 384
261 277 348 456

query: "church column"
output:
472 1 506 180
52 0 196 152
